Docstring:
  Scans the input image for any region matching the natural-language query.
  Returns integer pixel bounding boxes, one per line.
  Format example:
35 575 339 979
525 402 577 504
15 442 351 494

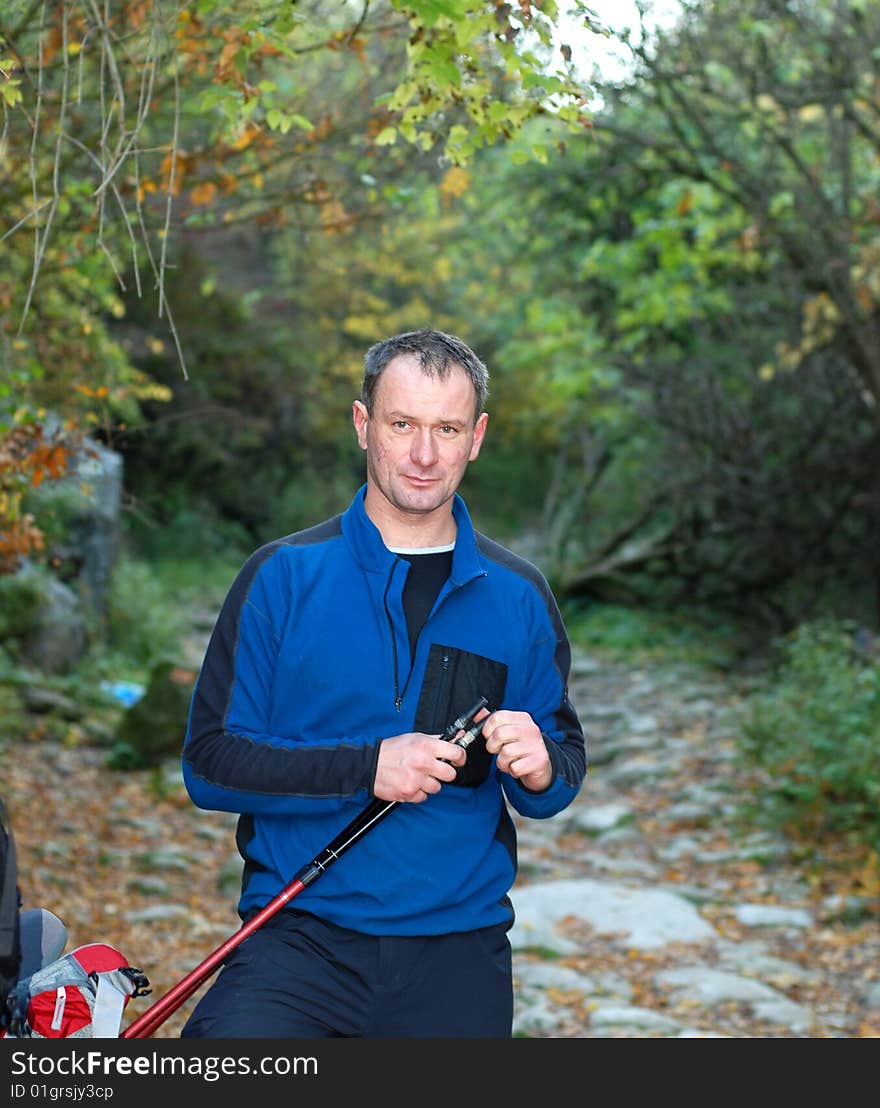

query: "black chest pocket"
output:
413 643 508 788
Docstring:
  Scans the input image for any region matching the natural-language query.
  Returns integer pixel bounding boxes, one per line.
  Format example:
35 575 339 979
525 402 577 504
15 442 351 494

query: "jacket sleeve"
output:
500 576 587 819
182 548 381 816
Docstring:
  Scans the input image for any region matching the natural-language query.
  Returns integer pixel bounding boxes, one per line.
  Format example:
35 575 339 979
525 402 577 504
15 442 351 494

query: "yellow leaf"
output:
439 166 470 200
798 104 824 123
136 383 172 402
190 181 218 206
229 124 260 152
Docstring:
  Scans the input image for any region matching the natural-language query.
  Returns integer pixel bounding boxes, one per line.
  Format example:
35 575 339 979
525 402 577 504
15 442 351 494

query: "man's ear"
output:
352 400 369 450
469 411 488 462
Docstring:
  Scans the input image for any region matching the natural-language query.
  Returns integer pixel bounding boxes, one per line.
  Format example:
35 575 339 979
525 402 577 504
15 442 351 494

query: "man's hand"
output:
481 710 552 792
373 732 467 803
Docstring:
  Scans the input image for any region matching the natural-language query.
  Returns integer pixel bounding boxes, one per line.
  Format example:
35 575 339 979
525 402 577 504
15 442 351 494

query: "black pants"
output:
180 910 513 1038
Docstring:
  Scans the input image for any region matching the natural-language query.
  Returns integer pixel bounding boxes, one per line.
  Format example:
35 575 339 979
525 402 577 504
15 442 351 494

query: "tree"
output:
550 0 880 625
0 0 597 568
387 0 880 628
606 0 880 422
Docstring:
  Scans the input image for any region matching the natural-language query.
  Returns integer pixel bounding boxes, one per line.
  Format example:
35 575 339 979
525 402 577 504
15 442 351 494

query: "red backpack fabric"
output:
1 942 150 1039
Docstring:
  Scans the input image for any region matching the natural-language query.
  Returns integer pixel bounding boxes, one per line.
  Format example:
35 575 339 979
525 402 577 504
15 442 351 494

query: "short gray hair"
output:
361 329 489 423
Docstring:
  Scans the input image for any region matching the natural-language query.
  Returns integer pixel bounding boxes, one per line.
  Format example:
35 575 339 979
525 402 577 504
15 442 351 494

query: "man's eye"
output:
439 425 458 435
393 420 410 430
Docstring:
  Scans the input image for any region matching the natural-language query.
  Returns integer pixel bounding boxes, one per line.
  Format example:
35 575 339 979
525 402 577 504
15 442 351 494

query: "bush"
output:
738 619 880 851
563 600 740 668
0 569 42 640
123 505 252 564
106 555 186 669
260 470 355 543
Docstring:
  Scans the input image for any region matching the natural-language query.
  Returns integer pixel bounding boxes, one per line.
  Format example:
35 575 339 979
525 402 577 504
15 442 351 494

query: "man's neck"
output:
363 490 457 550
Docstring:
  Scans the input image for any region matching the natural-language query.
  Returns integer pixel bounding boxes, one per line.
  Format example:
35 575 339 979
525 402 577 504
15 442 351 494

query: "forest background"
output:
1 0 879 884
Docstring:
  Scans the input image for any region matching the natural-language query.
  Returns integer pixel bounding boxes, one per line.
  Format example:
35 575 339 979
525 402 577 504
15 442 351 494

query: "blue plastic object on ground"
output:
100 680 145 708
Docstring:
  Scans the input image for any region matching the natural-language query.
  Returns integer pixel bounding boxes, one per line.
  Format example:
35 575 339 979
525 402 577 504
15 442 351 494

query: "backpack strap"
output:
91 972 132 1038
0 796 22 1015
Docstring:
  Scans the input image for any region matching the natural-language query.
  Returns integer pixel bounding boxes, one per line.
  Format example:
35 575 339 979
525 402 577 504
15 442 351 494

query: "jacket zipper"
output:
382 559 403 709
383 562 485 711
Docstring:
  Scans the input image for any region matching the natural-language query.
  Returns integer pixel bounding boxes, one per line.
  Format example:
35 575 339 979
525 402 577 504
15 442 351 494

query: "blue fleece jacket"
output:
182 485 586 935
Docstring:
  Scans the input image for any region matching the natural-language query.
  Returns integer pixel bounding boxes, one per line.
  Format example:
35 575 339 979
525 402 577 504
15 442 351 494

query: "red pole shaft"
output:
120 877 307 1039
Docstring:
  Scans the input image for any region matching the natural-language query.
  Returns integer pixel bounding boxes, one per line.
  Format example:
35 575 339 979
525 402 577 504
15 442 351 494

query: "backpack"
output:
0 794 150 1038
1 942 150 1039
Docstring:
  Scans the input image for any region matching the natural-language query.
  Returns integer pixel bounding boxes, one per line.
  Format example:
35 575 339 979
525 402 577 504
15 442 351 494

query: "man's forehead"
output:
376 356 473 397
371 361 480 424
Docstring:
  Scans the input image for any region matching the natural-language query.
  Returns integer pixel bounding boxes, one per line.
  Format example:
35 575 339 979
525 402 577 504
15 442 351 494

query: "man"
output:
180 329 586 1038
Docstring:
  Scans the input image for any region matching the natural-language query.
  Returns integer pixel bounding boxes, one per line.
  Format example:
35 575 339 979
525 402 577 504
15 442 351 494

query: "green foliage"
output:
124 507 253 567
461 446 554 538
380 0 592 162
606 0 880 412
142 553 242 602
265 470 359 541
1 0 593 576
738 620 880 851
437 1 880 628
0 674 29 744
124 501 253 567
563 600 741 669
0 570 42 640
105 555 188 670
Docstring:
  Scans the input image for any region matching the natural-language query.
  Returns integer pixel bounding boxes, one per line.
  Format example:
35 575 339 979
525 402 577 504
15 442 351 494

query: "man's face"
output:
352 354 488 524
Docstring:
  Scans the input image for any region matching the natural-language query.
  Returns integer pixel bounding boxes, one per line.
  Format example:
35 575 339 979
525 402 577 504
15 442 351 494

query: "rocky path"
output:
510 649 880 1038
5 647 880 1039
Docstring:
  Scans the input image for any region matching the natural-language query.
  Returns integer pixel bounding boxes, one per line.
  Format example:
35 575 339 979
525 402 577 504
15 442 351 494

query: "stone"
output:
654 966 813 1032
735 903 813 929
1 561 87 673
510 877 718 954
33 433 124 622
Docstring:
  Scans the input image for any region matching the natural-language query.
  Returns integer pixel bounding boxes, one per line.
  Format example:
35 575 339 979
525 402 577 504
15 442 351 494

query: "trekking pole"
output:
120 697 489 1039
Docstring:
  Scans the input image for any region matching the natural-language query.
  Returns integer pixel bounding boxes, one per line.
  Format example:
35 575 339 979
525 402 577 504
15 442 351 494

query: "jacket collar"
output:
342 484 484 584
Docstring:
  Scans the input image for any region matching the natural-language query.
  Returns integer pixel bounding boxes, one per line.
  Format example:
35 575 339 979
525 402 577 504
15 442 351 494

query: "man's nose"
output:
411 428 438 467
